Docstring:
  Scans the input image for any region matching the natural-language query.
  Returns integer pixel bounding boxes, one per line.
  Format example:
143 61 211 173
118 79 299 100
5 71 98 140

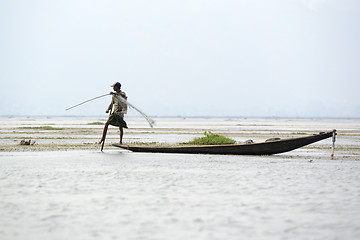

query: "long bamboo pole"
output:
65 94 110 111
65 93 155 127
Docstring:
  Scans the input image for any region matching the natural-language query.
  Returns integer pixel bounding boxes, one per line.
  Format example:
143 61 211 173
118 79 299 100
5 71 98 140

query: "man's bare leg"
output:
119 126 124 144
98 123 109 144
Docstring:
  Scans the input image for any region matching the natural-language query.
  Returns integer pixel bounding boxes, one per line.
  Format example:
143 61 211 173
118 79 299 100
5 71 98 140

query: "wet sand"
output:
0 117 360 239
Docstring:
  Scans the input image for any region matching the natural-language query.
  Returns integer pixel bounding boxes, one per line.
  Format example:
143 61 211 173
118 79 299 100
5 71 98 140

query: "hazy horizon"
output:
1 114 359 120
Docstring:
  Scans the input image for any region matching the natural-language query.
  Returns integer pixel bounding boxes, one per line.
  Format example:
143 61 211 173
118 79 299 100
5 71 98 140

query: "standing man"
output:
98 82 128 145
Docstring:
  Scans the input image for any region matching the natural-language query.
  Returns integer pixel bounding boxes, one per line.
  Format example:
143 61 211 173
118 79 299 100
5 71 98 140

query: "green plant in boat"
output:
184 131 236 145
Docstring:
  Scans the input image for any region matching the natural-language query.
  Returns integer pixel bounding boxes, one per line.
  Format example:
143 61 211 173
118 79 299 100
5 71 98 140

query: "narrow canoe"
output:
112 130 336 155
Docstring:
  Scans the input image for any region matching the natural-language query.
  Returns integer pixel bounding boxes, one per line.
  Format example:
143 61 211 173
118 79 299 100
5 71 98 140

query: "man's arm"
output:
106 98 113 113
106 103 112 113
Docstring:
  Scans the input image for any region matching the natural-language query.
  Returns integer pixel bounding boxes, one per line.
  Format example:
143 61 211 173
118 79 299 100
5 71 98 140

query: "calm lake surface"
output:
0 117 359 239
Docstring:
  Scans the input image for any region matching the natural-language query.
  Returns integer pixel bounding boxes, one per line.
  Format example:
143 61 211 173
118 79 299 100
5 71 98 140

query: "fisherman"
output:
98 82 128 145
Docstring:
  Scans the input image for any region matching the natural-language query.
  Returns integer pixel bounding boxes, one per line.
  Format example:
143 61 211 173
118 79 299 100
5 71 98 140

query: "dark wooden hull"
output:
113 131 335 155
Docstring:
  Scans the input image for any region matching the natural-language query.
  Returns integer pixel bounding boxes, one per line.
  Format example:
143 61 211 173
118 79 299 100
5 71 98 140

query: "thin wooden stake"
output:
331 129 337 159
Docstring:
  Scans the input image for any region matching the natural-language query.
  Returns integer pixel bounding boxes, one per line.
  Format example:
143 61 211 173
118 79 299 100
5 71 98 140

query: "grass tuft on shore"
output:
183 131 236 145
88 122 104 125
19 126 65 130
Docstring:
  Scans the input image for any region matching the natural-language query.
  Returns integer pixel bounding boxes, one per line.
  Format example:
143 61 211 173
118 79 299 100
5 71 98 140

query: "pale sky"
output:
1 0 359 118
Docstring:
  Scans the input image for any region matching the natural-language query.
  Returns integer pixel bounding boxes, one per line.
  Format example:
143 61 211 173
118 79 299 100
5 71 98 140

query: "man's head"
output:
111 82 122 91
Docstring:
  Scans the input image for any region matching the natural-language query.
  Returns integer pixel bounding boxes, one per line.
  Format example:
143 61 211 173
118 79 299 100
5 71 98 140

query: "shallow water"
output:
1 150 360 240
0 117 360 239
1 117 360 157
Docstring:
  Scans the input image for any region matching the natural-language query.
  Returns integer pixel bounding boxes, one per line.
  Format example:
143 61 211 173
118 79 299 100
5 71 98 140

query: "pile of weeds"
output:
183 131 236 145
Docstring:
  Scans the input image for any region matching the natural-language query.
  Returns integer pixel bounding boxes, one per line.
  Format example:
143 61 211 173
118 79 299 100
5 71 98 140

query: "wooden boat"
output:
113 130 336 155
